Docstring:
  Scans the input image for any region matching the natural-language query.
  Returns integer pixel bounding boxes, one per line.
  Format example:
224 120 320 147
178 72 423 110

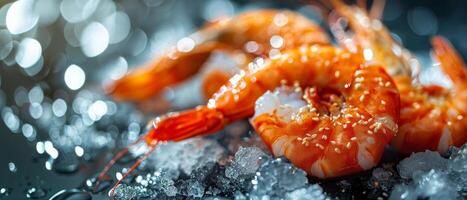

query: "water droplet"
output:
74 146 84 157
16 38 42 68
8 162 17 173
6 0 39 34
0 187 11 196
49 189 92 200
64 64 86 90
25 187 46 199
80 22 109 57
83 175 113 194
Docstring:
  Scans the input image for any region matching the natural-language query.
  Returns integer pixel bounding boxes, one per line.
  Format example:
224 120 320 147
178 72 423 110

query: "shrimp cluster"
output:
99 0 466 197
328 0 467 154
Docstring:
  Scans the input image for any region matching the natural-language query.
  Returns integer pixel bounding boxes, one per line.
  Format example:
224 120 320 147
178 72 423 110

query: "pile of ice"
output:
114 142 329 199
390 144 467 200
246 158 328 200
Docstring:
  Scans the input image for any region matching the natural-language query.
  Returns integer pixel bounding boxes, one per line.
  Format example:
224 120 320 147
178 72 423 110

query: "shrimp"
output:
107 9 329 102
102 45 399 193
328 0 467 154
392 37 467 153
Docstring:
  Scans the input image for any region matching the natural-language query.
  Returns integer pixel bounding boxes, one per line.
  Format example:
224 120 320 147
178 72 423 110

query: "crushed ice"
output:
390 144 467 200
114 144 328 199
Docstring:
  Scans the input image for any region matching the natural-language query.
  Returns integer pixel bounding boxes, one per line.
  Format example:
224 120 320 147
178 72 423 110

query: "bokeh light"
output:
6 0 39 34
64 64 86 90
80 22 109 57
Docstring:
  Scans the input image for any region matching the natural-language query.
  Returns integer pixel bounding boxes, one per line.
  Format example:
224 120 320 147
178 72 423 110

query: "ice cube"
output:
414 169 458 199
187 180 204 198
225 147 270 179
390 145 467 200
448 144 467 173
285 185 328 200
397 150 448 179
249 158 309 199
390 169 459 200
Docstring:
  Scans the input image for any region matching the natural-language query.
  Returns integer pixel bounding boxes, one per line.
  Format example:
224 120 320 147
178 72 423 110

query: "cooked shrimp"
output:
107 9 329 102
392 37 467 153
102 44 399 198
328 0 467 153
140 45 398 178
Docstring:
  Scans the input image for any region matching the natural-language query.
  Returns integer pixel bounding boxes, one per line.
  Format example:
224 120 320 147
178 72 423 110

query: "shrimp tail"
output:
146 106 226 142
106 42 231 101
431 36 467 86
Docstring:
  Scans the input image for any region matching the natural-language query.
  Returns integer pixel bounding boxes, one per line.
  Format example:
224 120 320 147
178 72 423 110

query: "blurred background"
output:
0 0 466 199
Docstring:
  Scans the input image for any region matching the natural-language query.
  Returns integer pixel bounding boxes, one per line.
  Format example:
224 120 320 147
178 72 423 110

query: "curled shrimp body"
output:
328 0 467 153
108 9 329 101
145 45 400 178
392 37 467 153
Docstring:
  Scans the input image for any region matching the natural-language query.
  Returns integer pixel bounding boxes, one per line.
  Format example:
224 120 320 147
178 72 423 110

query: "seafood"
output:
140 45 399 180
328 0 467 154
108 9 329 101
108 10 328 101
393 37 467 153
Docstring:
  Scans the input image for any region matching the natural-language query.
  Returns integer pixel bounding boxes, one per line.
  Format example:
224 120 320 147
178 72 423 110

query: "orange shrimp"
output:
328 0 467 154
103 45 399 193
392 37 467 153
107 9 329 102
249 51 399 178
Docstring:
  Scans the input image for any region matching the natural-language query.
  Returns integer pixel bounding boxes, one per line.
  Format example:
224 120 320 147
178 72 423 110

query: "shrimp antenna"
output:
109 141 159 200
94 136 146 192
